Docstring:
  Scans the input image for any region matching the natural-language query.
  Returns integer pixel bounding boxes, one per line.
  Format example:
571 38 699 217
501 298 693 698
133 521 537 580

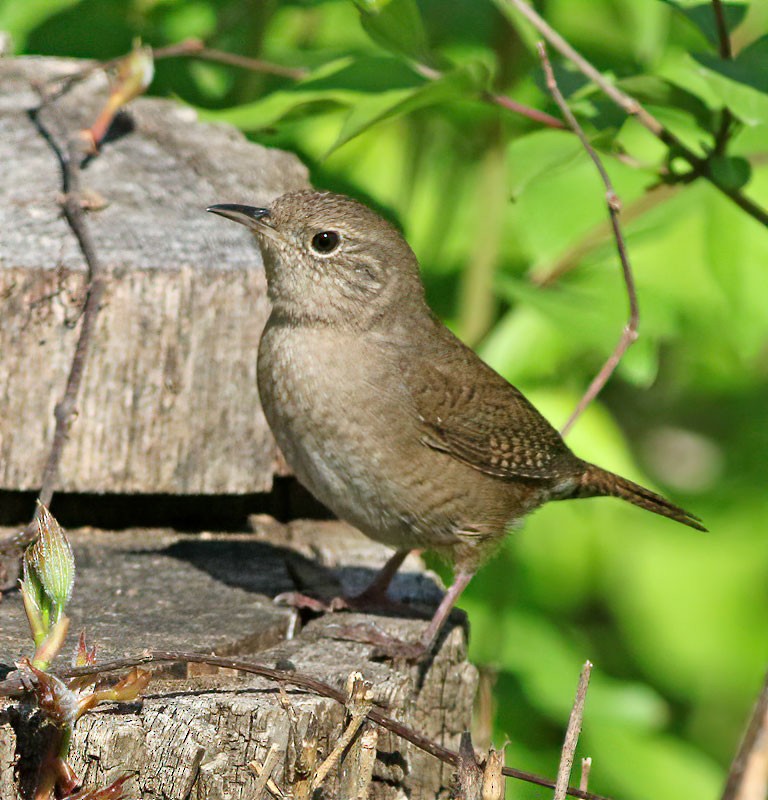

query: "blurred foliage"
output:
3 0 767 797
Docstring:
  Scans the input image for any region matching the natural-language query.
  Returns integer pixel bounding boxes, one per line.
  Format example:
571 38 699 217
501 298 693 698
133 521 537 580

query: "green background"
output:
3 0 767 797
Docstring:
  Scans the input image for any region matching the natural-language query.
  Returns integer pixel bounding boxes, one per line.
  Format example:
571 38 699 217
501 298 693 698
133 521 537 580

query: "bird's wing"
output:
404 333 576 482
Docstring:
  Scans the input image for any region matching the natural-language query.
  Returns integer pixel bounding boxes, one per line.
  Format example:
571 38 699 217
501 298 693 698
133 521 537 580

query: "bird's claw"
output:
326 622 427 662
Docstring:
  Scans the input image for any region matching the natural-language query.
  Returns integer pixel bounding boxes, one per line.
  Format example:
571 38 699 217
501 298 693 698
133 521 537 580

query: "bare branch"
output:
722 671 768 800
555 661 593 800
0 97 110 564
485 91 565 129
536 43 638 436
502 0 768 228
153 38 308 80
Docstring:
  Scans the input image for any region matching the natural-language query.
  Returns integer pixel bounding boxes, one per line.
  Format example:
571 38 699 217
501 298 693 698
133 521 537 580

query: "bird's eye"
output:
310 231 340 254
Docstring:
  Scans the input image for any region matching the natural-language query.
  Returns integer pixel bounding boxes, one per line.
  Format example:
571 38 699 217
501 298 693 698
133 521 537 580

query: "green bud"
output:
27 503 75 620
19 556 47 646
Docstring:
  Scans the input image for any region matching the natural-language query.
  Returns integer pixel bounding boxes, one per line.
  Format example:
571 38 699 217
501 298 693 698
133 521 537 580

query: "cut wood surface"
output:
0 518 477 799
0 56 309 495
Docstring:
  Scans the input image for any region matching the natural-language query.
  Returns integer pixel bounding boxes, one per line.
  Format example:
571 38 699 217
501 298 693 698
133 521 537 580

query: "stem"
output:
554 661 593 800
536 44 639 436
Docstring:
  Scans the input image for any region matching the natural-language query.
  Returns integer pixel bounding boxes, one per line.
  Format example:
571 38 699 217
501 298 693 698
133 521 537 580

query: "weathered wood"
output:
0 56 308 495
0 519 478 799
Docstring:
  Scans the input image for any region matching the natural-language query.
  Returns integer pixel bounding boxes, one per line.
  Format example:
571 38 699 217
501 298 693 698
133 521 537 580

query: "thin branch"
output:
0 99 109 562
711 0 732 59
485 91 565 129
531 184 679 287
709 0 735 155
536 43 638 436
38 141 108 511
721 670 768 800
502 0 768 228
153 38 308 80
555 661 593 800
0 651 612 800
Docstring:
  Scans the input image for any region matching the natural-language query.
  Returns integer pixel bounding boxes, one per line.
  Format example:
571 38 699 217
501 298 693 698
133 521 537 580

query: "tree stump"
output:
0 55 307 495
0 520 477 799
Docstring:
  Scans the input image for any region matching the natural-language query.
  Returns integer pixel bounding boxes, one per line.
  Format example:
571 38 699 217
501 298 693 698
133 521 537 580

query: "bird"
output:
207 191 704 660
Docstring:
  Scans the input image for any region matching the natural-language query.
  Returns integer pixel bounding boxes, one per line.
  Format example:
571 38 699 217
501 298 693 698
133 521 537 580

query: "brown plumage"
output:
208 190 704 660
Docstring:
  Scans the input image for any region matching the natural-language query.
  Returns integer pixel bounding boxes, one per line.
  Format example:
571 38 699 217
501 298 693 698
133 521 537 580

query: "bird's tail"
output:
574 463 706 531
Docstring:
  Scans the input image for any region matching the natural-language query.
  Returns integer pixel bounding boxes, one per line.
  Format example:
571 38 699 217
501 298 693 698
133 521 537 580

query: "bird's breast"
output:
257 320 418 540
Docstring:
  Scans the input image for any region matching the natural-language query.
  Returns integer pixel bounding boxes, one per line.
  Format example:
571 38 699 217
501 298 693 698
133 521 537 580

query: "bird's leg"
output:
410 570 474 655
275 548 411 613
348 548 410 605
333 570 475 662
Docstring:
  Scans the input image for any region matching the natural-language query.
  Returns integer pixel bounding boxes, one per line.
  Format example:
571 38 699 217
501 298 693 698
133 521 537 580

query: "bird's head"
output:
208 191 426 329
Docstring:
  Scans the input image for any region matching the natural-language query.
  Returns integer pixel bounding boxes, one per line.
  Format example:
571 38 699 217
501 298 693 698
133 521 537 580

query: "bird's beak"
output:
206 204 280 242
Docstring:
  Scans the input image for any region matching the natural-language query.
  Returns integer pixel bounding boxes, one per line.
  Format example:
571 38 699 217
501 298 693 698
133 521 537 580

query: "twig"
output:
46 38 306 98
0 98 109 563
536 43 638 436
153 38 308 80
711 0 732 59
710 0 735 154
531 183 679 287
721 671 768 800
414 63 564 129
502 0 768 228
554 661 593 800
580 758 593 794
0 651 612 800
485 91 565 129
38 139 108 511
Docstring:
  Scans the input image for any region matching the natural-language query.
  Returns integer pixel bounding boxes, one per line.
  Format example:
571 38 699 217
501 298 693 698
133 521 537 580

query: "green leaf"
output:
198 87 359 131
299 55 425 93
587 724 724 800
709 155 751 190
617 75 714 130
354 0 434 64
660 0 748 48
328 61 490 154
505 130 584 199
0 0 81 51
197 55 434 133
692 36 768 125
694 34 768 94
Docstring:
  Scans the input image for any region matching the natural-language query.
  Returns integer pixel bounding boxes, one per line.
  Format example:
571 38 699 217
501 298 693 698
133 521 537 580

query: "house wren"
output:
208 191 704 660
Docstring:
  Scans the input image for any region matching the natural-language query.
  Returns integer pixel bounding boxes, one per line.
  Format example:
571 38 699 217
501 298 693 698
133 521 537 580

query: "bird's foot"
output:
326 622 428 663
